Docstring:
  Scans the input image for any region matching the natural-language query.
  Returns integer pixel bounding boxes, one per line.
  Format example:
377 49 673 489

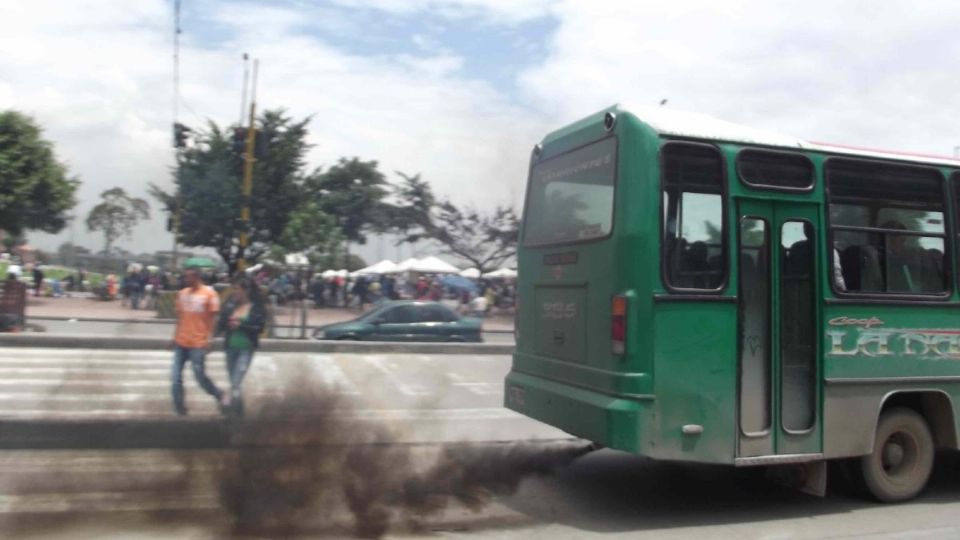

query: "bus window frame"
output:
520 134 620 249
951 171 960 294
825 156 953 302
736 148 815 193
659 140 729 295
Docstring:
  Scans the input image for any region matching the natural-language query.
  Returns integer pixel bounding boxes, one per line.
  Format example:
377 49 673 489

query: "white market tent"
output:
459 267 480 279
350 259 399 277
284 252 310 267
482 267 518 279
395 257 421 272
395 256 459 274
321 269 337 278
410 256 460 274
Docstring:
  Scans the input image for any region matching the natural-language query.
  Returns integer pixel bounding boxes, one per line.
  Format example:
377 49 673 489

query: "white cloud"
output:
330 0 555 24
1 0 542 257
520 0 960 154
9 0 960 263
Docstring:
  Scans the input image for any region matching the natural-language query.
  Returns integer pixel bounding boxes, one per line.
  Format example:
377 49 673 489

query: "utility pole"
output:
171 0 181 271
236 59 258 273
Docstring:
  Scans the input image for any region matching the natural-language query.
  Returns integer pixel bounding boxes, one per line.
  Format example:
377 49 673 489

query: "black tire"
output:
337 336 359 341
857 406 934 502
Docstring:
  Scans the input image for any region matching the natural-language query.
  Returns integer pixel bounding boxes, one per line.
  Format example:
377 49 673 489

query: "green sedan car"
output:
314 300 483 342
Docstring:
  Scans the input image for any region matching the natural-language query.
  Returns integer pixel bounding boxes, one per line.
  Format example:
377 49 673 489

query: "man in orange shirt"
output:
170 268 225 415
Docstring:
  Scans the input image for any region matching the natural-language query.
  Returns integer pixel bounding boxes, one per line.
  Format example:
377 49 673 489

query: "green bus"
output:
505 104 960 502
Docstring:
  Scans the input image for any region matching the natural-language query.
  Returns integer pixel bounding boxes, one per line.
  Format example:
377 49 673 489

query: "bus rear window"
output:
523 137 617 246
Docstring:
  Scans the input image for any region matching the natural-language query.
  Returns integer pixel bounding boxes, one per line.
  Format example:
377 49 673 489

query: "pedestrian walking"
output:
32 266 44 297
217 277 267 417
128 270 145 310
170 267 226 416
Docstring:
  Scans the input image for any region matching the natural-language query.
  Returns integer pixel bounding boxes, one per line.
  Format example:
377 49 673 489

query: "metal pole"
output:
237 59 258 274
239 53 249 126
299 267 307 339
171 0 181 271
172 0 180 128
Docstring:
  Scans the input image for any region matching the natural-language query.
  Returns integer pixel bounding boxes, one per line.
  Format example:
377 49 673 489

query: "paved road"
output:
0 348 959 539
32 319 517 343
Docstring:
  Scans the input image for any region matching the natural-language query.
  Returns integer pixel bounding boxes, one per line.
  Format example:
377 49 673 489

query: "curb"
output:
0 333 514 355
26 315 516 333
29 316 173 324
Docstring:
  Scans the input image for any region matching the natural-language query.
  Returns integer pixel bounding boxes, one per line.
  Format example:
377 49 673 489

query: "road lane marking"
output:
364 355 431 397
0 392 282 402
308 355 360 395
0 368 218 376
0 492 219 513
452 382 502 396
0 407 518 421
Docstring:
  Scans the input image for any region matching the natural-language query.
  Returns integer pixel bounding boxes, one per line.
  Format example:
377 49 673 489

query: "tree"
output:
391 173 519 275
151 110 310 273
0 111 79 236
269 201 344 267
303 157 390 245
2 234 25 252
57 242 90 265
85 187 150 253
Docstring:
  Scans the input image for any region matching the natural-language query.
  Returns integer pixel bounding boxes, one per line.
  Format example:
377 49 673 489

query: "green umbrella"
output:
182 257 217 269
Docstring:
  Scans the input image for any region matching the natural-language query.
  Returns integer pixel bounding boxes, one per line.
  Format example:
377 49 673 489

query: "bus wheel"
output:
858 407 934 502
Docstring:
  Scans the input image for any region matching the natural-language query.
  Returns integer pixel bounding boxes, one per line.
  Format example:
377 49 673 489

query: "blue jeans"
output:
171 346 223 414
225 348 254 416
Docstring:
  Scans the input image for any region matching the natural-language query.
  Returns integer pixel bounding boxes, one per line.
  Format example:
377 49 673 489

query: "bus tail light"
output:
612 295 627 355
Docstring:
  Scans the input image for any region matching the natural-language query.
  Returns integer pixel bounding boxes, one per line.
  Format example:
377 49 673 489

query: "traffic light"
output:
255 130 268 159
233 127 248 153
233 127 268 158
173 123 191 148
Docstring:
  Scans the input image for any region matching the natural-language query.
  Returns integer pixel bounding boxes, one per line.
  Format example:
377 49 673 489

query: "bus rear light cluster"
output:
611 295 627 355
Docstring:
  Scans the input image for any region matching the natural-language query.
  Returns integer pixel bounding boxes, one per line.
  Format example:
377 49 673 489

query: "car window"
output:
418 304 458 322
382 305 418 323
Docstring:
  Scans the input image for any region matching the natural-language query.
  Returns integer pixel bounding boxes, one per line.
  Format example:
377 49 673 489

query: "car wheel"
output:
337 335 359 341
856 406 934 502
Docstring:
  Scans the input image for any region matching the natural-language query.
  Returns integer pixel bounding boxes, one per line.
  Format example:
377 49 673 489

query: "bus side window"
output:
827 160 948 296
662 143 725 291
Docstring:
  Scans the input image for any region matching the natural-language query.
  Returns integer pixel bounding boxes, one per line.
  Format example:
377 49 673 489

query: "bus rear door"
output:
736 199 822 460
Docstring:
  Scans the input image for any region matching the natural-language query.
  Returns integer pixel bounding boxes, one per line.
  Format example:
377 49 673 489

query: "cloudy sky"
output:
3 0 960 261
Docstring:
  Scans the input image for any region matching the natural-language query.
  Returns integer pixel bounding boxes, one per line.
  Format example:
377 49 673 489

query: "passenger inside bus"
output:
667 238 724 289
835 220 944 294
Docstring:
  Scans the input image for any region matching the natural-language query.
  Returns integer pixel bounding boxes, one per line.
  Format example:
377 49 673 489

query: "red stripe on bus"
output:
809 141 960 162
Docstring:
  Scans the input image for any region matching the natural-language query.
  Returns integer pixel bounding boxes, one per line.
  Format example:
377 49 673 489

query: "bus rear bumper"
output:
504 370 651 454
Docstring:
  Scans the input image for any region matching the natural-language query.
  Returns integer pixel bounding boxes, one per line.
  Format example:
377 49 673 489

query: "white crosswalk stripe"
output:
0 346 573 531
0 348 514 420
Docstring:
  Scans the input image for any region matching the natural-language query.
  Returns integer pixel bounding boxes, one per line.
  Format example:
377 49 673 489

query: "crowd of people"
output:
303 272 515 316
4 254 517 319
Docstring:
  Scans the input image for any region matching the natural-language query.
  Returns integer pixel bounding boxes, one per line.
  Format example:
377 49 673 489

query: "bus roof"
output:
617 104 960 167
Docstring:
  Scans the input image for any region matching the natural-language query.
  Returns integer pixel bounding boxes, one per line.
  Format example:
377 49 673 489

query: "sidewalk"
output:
24 295 516 332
